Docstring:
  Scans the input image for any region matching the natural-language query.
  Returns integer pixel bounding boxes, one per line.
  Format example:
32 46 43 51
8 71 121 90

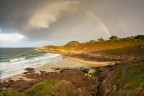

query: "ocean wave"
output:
0 53 61 79
10 57 26 62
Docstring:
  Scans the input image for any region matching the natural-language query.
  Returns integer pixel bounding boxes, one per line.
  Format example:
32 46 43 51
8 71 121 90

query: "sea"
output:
0 48 61 79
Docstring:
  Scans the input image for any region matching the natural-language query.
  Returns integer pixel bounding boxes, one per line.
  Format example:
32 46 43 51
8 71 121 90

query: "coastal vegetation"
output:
25 80 79 96
40 35 144 52
109 60 144 96
0 88 24 96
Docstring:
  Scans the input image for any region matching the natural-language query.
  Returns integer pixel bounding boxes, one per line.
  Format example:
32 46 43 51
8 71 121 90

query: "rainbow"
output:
82 8 111 37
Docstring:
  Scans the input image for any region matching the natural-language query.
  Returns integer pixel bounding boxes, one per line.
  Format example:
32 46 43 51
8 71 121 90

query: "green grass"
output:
25 80 79 96
95 44 144 56
0 88 24 96
109 61 144 96
0 80 79 96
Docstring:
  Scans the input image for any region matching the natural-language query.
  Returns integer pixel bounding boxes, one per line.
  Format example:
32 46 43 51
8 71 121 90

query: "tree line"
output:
65 35 144 46
97 35 144 42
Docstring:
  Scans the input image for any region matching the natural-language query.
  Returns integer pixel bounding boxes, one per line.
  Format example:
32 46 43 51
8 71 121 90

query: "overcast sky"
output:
0 0 144 47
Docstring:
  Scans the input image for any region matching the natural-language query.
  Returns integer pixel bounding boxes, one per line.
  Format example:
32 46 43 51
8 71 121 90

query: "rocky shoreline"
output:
2 67 97 95
2 59 143 96
1 54 144 96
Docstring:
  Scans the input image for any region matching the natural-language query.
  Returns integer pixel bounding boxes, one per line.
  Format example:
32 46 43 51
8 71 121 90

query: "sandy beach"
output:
2 55 116 81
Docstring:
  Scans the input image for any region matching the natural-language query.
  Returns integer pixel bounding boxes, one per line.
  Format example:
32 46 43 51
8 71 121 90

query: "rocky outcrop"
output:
2 67 97 96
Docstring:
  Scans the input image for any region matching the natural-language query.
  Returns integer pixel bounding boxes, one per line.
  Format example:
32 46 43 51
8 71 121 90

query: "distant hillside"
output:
39 35 144 61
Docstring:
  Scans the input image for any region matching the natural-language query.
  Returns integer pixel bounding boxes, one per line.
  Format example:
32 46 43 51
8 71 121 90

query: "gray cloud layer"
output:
0 0 144 45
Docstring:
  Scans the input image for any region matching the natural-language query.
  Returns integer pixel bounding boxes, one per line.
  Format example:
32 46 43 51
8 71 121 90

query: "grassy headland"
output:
39 35 144 61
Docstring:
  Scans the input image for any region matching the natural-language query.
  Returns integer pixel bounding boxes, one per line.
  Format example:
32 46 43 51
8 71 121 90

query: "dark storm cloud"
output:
0 0 53 30
0 0 144 41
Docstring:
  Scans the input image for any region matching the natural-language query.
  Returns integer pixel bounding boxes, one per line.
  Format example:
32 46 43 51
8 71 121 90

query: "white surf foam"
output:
10 57 26 62
0 53 61 79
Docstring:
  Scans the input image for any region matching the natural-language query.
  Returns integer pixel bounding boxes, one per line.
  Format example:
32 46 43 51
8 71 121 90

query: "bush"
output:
65 41 80 46
109 36 119 41
98 38 104 42
135 35 144 40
